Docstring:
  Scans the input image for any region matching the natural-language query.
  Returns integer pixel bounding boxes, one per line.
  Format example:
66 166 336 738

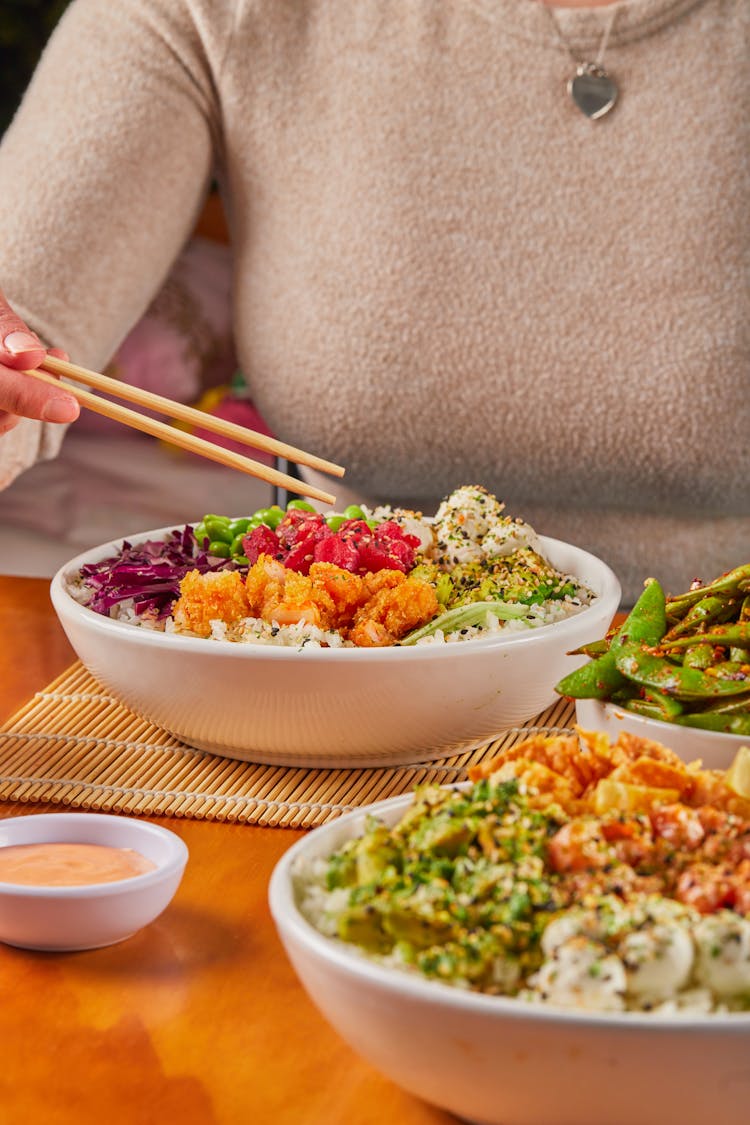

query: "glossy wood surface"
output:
0 576 457 1125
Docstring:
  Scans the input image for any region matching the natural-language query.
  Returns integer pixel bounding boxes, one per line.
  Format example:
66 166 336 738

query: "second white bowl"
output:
575 698 749 770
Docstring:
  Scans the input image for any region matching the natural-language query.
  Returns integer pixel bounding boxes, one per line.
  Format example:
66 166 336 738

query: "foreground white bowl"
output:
576 698 749 770
269 792 750 1125
51 528 620 767
0 813 188 951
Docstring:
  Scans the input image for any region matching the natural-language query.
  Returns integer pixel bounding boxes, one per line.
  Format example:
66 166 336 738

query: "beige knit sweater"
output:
0 0 747 603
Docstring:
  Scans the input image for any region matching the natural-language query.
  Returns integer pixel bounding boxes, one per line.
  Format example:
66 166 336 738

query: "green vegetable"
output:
208 540 232 558
674 713 750 735
555 579 666 700
252 506 284 529
399 600 528 645
614 644 750 701
624 688 683 721
326 514 346 532
343 504 366 521
286 499 316 513
202 514 234 543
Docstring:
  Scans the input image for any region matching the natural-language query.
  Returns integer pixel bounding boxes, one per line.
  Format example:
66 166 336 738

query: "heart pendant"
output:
568 64 618 120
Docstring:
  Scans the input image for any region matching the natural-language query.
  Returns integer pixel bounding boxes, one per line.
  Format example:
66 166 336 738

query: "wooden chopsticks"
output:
24 355 344 506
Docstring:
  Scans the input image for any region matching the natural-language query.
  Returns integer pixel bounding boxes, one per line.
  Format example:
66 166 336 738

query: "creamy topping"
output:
0 843 156 886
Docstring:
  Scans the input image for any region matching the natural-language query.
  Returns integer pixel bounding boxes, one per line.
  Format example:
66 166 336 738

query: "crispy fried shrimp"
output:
245 554 286 613
245 557 321 626
265 567 322 626
173 569 250 638
363 569 408 595
348 574 439 647
308 563 368 628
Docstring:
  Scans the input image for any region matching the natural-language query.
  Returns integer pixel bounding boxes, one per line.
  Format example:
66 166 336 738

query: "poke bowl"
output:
50 486 621 767
269 730 750 1125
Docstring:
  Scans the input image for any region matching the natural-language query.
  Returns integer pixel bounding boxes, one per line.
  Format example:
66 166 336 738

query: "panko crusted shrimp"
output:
172 556 439 646
172 569 250 638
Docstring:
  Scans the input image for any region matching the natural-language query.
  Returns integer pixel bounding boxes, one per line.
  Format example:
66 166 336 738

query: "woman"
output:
0 0 747 602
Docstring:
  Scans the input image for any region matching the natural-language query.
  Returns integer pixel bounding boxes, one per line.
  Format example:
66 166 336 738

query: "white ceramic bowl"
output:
51 527 620 768
576 698 749 770
269 792 750 1125
0 813 188 951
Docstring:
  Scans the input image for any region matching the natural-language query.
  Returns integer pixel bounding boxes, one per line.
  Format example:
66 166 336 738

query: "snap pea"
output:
626 688 684 721
555 579 666 700
614 644 750 701
730 595 750 663
674 712 750 736
682 643 717 670
555 651 627 700
660 596 727 642
665 563 750 619
625 694 683 722
697 691 750 715
567 639 610 658
662 623 750 651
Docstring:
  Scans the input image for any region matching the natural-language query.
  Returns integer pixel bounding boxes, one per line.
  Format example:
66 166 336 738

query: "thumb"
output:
0 291 47 370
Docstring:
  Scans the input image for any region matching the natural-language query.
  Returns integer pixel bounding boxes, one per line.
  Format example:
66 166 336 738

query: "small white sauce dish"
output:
0 813 188 952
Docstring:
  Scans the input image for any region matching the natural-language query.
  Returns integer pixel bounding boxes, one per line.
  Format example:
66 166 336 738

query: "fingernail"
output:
42 398 78 423
4 330 41 355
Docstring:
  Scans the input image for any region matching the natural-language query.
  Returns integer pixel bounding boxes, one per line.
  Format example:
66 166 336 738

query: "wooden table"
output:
0 576 456 1125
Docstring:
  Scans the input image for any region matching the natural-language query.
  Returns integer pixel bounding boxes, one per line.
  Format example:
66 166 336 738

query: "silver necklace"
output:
545 5 620 120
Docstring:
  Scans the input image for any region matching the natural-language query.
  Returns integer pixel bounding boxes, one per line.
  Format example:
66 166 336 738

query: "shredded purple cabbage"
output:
78 525 240 619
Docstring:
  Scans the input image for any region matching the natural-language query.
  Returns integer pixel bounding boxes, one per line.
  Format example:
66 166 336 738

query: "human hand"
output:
0 290 80 436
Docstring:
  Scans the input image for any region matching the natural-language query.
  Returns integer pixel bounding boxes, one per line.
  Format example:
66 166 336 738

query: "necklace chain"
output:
545 4 620 69
544 4 621 120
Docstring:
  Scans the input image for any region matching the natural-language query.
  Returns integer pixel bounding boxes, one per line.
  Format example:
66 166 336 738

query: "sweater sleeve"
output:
0 0 229 486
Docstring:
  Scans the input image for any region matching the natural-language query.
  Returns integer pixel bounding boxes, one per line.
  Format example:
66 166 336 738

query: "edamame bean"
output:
203 515 234 543
229 517 252 536
343 504 366 521
252 506 284 529
326 515 346 532
208 540 232 558
230 533 248 556
286 499 316 513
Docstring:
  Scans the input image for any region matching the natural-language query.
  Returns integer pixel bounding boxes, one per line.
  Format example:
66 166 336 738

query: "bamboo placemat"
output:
0 662 575 828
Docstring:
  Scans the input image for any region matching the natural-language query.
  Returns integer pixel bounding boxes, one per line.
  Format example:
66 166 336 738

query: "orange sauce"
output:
0 843 156 886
